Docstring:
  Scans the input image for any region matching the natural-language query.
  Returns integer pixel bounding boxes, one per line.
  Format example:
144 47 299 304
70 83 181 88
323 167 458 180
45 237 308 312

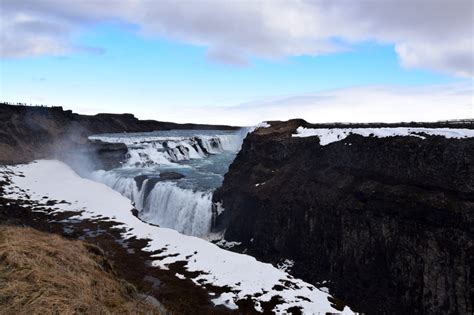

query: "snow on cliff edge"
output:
293 127 474 145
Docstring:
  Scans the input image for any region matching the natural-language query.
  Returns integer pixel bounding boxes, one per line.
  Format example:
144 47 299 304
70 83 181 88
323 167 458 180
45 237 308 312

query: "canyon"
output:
1 103 473 313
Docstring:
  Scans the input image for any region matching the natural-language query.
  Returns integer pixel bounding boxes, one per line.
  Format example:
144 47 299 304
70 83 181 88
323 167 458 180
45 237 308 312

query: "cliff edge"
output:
214 119 474 314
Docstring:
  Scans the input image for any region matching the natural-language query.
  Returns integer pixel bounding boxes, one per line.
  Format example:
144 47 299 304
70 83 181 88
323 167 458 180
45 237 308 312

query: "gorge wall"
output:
214 119 474 314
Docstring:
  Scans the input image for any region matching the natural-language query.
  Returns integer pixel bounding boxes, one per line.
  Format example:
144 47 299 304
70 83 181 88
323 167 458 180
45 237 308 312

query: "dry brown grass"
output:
0 225 159 315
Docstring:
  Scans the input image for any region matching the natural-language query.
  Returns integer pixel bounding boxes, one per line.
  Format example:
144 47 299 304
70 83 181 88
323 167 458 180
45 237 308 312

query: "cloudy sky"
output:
0 0 472 125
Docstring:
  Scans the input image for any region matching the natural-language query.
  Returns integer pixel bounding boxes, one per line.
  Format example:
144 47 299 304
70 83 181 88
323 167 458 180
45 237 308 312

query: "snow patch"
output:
211 292 239 310
277 259 295 273
215 239 242 250
175 273 186 280
255 121 271 129
293 127 474 145
319 287 329 294
248 121 271 134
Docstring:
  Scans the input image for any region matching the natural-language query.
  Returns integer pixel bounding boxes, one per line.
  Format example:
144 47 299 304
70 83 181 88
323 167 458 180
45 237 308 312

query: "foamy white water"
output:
89 130 245 236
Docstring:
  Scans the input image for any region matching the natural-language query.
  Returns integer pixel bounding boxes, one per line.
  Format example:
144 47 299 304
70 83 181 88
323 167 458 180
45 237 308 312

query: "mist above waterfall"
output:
89 129 246 236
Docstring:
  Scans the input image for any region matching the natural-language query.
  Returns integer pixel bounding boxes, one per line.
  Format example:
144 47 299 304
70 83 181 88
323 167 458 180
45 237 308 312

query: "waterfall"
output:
140 181 213 236
90 133 244 167
91 170 213 236
88 130 246 237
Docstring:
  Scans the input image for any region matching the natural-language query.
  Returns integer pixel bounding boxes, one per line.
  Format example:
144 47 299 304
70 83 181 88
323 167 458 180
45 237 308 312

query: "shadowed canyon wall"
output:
214 120 474 314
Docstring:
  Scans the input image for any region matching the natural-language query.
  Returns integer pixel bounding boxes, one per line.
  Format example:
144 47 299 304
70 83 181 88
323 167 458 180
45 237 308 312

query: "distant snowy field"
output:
293 127 474 145
1 160 353 314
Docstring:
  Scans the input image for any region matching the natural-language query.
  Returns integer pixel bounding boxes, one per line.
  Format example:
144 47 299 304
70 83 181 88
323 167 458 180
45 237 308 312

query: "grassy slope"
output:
0 225 159 314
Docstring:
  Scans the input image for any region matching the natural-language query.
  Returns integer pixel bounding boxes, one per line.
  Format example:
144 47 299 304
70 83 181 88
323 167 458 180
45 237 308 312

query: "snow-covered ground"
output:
1 160 353 314
293 127 474 145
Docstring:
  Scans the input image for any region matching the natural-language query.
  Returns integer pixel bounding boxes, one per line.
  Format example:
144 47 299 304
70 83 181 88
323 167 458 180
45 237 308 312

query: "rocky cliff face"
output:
0 103 238 167
214 120 474 314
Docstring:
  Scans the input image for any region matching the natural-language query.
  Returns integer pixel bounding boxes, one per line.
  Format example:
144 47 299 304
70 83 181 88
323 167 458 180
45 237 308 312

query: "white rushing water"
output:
90 131 243 167
90 170 214 236
89 130 245 236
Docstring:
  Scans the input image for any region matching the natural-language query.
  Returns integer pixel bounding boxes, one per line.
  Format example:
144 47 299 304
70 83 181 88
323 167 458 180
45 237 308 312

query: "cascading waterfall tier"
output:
90 131 242 167
89 130 245 237
91 170 213 236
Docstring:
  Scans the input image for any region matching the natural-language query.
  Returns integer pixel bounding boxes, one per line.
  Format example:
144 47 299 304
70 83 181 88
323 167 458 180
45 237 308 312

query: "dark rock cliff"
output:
214 119 474 314
0 103 238 167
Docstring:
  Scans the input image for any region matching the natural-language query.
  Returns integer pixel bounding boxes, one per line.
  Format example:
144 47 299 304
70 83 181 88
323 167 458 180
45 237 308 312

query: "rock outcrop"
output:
214 119 474 314
134 172 185 199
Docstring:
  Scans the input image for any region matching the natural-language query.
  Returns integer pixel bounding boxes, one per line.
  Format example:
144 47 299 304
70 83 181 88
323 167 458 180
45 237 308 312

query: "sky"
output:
0 0 473 125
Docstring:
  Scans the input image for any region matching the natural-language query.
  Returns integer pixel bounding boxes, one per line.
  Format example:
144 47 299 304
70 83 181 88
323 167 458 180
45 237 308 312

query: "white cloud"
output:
0 0 472 76
137 82 473 125
395 40 474 77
